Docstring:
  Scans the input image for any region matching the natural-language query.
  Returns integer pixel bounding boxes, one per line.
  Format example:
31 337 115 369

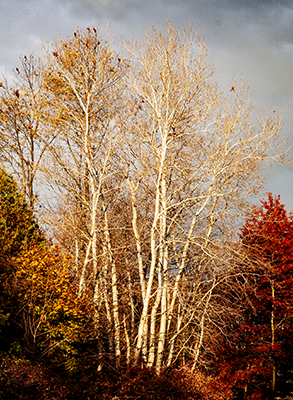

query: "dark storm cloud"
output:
0 0 293 207
0 0 97 72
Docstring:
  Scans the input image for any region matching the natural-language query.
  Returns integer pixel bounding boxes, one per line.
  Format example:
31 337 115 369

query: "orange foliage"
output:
12 245 93 370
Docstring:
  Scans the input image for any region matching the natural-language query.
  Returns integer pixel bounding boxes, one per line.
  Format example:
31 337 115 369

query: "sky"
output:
1 0 293 210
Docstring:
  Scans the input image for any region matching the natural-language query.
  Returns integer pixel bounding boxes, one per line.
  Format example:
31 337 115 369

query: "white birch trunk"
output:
103 202 121 361
156 173 169 373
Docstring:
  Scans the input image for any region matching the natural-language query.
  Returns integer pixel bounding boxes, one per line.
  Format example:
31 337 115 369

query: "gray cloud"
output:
1 0 293 208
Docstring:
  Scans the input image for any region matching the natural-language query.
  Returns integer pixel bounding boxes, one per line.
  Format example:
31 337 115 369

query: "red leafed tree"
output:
216 194 293 400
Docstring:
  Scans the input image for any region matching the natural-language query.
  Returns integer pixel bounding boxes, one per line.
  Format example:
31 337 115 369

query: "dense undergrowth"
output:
0 356 234 400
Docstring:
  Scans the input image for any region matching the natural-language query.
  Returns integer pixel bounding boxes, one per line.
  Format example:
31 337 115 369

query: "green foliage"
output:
0 168 44 257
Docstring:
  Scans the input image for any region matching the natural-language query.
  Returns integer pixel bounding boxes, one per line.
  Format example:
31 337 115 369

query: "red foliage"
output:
89 365 234 399
0 356 72 399
0 360 234 400
216 194 293 399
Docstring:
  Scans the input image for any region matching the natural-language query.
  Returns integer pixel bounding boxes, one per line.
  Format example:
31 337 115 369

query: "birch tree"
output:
120 22 288 373
40 27 127 361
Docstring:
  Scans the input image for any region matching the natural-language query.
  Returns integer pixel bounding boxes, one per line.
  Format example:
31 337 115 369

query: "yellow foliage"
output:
13 245 93 366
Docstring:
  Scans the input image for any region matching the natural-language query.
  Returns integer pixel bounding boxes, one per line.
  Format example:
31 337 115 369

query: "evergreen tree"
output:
0 168 44 257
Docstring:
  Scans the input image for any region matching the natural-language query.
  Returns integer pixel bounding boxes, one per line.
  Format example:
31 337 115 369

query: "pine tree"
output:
0 169 44 257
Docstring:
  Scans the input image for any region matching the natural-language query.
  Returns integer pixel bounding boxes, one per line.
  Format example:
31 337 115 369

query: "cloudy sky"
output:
1 0 293 209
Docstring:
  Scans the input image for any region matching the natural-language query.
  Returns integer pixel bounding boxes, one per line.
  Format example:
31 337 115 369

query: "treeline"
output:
0 22 292 399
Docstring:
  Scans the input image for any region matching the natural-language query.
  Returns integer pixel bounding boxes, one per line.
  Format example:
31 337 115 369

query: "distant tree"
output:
216 194 293 399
